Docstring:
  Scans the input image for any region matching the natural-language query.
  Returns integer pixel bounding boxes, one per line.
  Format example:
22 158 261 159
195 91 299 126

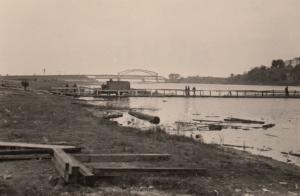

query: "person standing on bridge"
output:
285 86 289 97
192 87 196 96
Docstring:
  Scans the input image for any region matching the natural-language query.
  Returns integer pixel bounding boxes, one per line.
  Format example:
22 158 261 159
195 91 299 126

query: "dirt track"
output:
0 87 299 196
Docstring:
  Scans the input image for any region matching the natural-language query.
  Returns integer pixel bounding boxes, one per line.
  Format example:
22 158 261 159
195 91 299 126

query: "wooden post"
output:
209 91 211 96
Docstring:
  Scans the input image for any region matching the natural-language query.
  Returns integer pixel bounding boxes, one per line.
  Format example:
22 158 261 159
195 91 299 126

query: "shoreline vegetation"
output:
0 80 299 195
2 59 300 88
168 57 300 86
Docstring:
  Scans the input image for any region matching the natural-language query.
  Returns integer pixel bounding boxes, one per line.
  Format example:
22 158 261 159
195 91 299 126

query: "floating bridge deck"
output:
51 87 300 99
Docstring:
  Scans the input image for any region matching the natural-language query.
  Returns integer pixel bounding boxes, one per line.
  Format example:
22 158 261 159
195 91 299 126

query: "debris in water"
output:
224 117 265 124
257 146 272 151
193 119 223 123
192 113 201 116
205 115 220 118
262 124 275 129
128 110 160 124
222 144 253 149
103 112 123 119
208 124 223 131
264 133 277 137
281 151 300 158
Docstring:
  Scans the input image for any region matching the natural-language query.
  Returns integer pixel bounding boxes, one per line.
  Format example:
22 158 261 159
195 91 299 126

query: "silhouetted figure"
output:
187 86 190 96
185 86 188 96
73 83 77 93
192 87 196 96
21 80 29 91
65 84 69 94
285 86 289 97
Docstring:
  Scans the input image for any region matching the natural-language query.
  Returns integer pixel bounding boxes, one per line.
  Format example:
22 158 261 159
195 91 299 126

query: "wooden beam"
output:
92 167 206 177
0 149 52 155
73 154 171 163
52 148 95 185
0 147 81 155
0 141 79 150
66 154 95 186
52 148 80 183
0 154 51 161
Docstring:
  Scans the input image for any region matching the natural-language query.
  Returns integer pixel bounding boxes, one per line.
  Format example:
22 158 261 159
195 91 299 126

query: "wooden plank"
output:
52 156 67 180
73 154 171 163
0 154 51 161
93 167 206 177
0 141 79 150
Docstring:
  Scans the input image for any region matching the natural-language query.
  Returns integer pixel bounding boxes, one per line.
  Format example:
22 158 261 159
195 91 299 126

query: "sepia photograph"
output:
0 0 300 195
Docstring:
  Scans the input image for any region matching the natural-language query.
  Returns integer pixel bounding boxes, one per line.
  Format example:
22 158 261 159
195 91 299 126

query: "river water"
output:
85 83 300 166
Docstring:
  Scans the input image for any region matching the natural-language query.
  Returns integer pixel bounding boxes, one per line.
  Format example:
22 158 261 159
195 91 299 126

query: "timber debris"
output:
0 141 206 186
128 110 160 124
103 112 123 119
281 151 300 158
180 117 275 131
224 117 265 124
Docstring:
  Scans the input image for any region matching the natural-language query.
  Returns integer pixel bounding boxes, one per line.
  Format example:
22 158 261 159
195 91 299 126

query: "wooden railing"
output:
50 87 300 98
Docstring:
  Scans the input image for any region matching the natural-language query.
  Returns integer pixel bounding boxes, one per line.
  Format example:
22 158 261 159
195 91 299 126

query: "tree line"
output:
168 58 300 85
228 59 300 85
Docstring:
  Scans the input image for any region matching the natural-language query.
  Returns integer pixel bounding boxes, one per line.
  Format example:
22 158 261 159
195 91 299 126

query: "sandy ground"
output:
0 87 299 196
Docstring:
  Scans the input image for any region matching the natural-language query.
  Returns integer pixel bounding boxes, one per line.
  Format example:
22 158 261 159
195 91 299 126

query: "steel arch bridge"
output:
118 69 159 76
90 69 166 82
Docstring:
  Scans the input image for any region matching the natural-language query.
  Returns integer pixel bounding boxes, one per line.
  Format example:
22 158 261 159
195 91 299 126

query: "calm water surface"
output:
87 83 300 166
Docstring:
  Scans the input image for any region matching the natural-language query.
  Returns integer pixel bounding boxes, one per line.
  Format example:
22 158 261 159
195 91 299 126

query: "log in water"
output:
128 110 160 124
224 117 265 124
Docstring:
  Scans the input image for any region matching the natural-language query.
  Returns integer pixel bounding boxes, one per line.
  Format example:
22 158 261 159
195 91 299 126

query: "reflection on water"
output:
87 83 300 166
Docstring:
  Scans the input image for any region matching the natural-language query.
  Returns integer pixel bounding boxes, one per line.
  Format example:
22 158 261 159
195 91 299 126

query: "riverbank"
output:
0 87 299 195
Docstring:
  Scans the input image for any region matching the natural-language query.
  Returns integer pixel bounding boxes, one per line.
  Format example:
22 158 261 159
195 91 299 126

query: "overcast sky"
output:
0 0 300 77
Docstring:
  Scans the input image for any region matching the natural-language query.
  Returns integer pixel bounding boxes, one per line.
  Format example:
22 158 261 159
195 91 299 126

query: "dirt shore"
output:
0 87 299 196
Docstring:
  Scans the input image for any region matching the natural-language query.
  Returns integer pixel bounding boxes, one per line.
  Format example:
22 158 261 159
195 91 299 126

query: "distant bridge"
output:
89 69 166 82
